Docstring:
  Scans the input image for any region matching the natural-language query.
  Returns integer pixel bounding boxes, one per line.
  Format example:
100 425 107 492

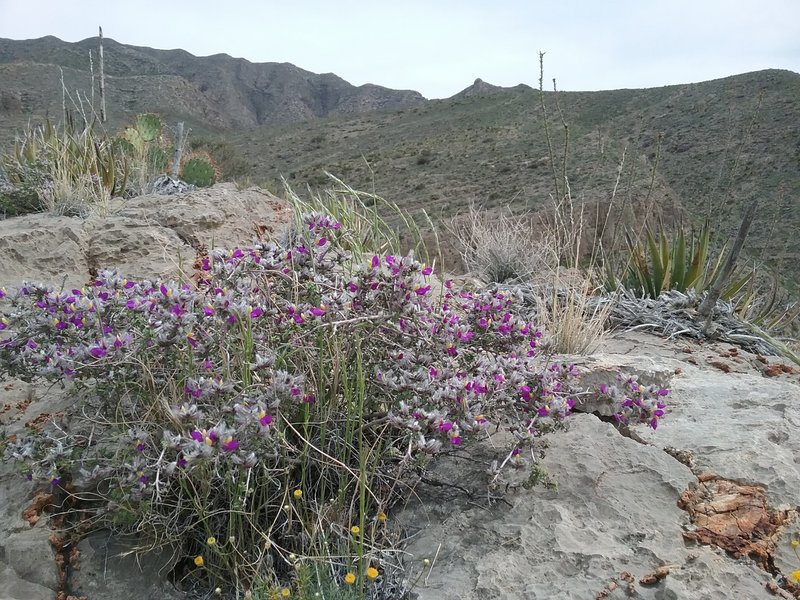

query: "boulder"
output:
0 183 294 290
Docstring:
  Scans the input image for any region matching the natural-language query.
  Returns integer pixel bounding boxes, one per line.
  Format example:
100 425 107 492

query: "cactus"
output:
180 151 219 187
135 113 162 142
120 113 163 155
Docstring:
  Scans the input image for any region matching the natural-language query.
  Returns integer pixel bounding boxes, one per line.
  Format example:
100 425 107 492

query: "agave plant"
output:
610 222 752 301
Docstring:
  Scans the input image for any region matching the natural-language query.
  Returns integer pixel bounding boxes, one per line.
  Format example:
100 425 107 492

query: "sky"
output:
0 0 798 99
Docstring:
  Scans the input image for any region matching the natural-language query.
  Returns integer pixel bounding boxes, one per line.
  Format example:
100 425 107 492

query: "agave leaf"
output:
646 229 665 298
671 230 686 290
685 222 710 290
721 268 753 300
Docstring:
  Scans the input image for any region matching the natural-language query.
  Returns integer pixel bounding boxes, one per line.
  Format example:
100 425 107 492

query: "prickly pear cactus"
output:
180 151 219 187
135 113 162 143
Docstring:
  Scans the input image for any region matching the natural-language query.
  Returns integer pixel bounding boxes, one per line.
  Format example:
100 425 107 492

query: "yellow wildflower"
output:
350 525 360 535
376 511 388 524
280 588 291 597
792 570 800 583
366 566 379 581
207 536 216 546
792 539 799 547
293 489 303 500
344 572 356 585
194 555 204 567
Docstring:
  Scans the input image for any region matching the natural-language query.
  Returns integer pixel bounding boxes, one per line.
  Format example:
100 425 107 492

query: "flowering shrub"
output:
0 212 667 597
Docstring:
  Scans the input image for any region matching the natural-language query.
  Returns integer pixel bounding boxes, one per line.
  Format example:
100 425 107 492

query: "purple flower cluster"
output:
598 374 668 429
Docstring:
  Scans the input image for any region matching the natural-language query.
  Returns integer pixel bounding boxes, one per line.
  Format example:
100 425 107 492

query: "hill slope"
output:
231 69 800 281
0 36 798 285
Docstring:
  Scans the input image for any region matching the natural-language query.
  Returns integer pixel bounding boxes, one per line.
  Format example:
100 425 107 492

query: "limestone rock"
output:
70 532 183 600
0 183 293 291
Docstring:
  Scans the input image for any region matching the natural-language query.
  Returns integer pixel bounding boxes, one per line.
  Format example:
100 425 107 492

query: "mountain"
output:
0 35 426 138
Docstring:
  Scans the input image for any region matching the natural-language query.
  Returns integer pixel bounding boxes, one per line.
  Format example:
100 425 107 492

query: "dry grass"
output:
447 204 613 355
533 272 613 355
446 205 559 284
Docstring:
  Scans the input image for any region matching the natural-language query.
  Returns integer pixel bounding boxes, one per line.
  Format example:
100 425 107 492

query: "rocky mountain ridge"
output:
0 35 426 134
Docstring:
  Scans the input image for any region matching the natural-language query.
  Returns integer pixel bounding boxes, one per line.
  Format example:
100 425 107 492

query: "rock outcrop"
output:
397 332 800 599
0 182 293 291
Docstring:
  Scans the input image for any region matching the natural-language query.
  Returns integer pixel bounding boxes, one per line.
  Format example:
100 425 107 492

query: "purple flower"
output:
259 413 273 426
317 237 327 246
600 384 608 395
439 421 453 433
190 430 204 442
135 442 146 452
450 436 462 445
250 307 263 318
371 255 380 269
658 389 669 396
89 346 107 359
222 438 239 452
422 266 433 276
50 477 61 487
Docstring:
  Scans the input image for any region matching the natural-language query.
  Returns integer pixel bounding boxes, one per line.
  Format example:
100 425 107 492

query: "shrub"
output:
0 214 666 597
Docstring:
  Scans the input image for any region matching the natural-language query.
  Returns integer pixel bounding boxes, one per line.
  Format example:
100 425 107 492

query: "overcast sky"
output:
0 0 798 99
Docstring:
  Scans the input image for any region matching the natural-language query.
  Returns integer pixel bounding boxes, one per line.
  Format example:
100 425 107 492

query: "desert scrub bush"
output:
447 206 559 284
446 206 612 354
0 214 667 598
0 116 128 216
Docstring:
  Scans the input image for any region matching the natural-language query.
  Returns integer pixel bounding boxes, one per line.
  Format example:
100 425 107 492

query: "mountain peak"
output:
453 77 502 98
